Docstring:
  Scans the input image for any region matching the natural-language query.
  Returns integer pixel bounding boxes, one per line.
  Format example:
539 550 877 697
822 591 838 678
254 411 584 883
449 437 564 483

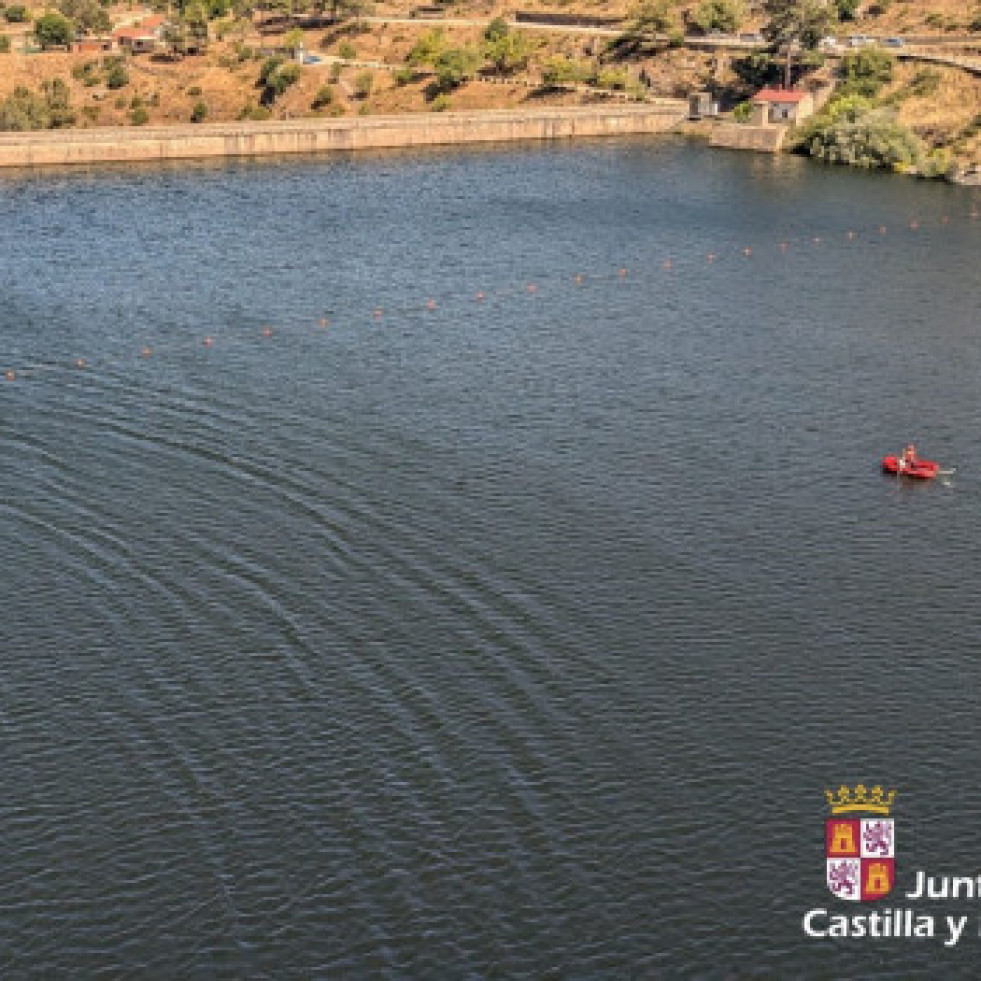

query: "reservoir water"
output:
1 139 980 977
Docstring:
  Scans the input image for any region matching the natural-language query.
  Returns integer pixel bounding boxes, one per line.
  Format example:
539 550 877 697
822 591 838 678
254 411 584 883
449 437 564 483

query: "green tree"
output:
3 5 29 23
629 0 676 34
406 27 445 68
483 27 533 76
258 55 301 103
483 16 508 43
34 11 73 49
762 0 835 49
191 99 208 121
58 0 110 35
835 0 858 20
612 0 677 57
0 34 10 52
692 0 744 34
541 54 586 87
433 44 480 92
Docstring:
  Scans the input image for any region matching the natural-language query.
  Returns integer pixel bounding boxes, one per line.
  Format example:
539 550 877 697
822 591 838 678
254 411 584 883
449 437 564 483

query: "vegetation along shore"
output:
0 0 977 178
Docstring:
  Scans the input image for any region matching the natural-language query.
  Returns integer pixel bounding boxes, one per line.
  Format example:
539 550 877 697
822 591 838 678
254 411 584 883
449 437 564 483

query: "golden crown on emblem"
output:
825 784 897 815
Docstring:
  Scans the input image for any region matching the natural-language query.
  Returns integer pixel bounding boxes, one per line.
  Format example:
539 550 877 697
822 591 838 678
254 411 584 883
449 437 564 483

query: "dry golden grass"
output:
887 61 981 161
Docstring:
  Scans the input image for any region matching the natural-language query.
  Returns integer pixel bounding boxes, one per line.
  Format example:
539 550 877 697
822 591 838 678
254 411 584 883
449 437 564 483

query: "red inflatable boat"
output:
881 455 940 479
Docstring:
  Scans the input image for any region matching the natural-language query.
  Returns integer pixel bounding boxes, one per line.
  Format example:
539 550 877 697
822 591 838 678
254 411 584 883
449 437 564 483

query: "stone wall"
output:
0 104 687 170
709 123 787 153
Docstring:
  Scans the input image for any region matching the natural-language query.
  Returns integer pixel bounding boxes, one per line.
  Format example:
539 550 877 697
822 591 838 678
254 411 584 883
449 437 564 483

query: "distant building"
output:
112 15 166 54
750 88 815 125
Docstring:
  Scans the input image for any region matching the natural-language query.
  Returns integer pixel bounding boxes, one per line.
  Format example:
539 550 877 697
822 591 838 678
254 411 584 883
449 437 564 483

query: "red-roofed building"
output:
750 87 815 124
112 16 166 53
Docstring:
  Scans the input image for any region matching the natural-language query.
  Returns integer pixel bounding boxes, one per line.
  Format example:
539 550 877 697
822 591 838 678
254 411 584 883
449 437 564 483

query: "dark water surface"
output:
1 139 980 978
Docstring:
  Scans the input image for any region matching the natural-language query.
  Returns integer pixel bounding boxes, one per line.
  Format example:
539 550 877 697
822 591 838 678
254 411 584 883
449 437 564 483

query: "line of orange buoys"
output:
2 212 977 384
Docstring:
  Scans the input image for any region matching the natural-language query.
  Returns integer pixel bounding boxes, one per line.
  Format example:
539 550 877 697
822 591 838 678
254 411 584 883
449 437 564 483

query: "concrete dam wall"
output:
0 104 687 170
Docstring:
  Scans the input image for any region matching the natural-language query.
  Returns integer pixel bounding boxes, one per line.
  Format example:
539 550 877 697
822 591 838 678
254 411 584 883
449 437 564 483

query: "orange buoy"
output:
706 253 715 262
203 336 214 348
141 346 152 358
75 358 86 368
910 219 919 230
318 317 328 328
574 274 584 285
526 283 537 293
260 326 273 338
846 230 855 240
373 308 384 318
779 242 789 251
426 298 437 310
662 259 673 270
879 226 887 235
4 369 15 382
475 291 485 301
618 268 627 279
743 247 752 257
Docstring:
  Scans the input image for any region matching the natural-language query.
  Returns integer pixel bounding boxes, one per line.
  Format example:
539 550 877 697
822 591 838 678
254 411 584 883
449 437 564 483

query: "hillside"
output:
0 1 978 172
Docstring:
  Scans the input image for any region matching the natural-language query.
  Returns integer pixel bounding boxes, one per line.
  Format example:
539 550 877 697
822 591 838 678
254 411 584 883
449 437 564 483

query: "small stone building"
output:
750 88 815 125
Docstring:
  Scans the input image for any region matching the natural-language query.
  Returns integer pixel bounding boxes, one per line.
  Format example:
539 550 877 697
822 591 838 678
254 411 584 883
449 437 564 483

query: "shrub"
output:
0 79 75 130
329 60 342 82
130 105 149 125
541 55 585 87
691 0 743 35
0 33 10 53
105 61 130 89
800 107 923 170
908 68 940 98
835 0 859 20
258 56 301 103
337 41 356 59
483 15 508 42
393 66 414 86
354 70 373 98
406 28 444 68
33 11 72 49
732 100 752 122
187 85 202 96
311 83 334 108
59 0 110 35
430 92 450 111
3 5 28 22
594 66 629 90
130 95 143 109
238 101 271 120
191 100 207 121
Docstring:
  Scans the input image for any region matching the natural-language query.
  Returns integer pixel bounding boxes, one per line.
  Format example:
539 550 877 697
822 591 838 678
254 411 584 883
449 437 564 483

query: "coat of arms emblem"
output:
825 785 896 901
